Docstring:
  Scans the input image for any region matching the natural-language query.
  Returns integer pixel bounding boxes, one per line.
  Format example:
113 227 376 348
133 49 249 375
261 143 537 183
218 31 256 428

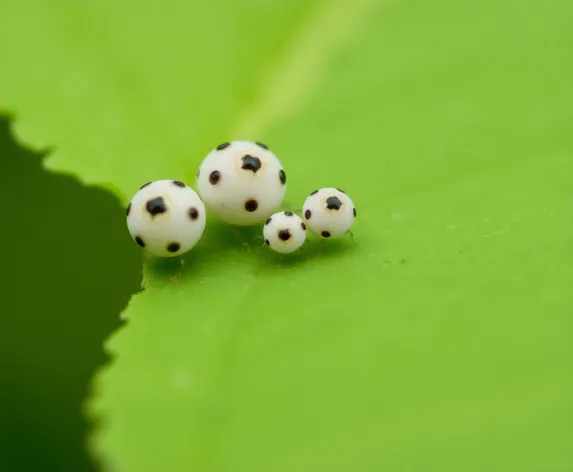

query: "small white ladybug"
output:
263 211 307 254
126 180 206 257
302 188 356 238
196 141 286 225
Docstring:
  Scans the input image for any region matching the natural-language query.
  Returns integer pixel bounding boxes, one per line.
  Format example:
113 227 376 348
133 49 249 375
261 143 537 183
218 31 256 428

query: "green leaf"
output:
2 0 573 471
0 0 326 200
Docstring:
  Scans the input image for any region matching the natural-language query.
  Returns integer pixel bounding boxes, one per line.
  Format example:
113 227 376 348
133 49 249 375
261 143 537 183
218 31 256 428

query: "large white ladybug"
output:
126 180 206 257
196 141 286 225
302 188 356 238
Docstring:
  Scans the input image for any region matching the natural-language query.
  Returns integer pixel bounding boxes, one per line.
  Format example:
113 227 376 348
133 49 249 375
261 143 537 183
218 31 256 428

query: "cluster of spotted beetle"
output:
126 140 356 259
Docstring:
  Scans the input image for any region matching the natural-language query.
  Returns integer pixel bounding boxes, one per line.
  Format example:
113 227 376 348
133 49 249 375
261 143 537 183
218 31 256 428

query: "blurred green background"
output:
0 116 142 471
0 0 572 471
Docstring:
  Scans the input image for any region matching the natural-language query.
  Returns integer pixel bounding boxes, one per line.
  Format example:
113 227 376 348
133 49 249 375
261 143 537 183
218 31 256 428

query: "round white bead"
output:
263 211 307 254
127 180 206 257
302 188 356 238
197 141 286 225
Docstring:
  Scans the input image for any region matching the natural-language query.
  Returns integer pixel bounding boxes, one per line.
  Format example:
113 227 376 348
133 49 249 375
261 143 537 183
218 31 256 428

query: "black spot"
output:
265 217 272 225
321 231 331 238
197 169 200 178
140 181 152 190
188 207 199 220
146 197 167 217
278 229 291 241
167 242 180 253
337 188 346 194
326 196 342 211
310 189 319 196
279 169 286 185
301 222 307 230
244 199 258 212
353 207 357 217
284 211 293 216
209 170 221 185
135 236 145 247
255 142 269 150
304 209 311 220
241 155 262 173
265 239 270 246
172 180 185 187
217 142 230 150
126 202 131 216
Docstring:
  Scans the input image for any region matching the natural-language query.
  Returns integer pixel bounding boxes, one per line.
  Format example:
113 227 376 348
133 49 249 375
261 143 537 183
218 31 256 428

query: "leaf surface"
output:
1 0 573 471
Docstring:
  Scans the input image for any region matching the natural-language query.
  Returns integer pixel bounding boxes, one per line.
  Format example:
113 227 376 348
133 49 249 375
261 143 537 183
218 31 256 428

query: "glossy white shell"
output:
197 141 286 225
302 188 356 238
127 180 206 257
263 211 307 254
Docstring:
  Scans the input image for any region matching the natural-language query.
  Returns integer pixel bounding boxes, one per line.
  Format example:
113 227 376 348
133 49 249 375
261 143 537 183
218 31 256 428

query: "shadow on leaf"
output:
144 214 356 282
